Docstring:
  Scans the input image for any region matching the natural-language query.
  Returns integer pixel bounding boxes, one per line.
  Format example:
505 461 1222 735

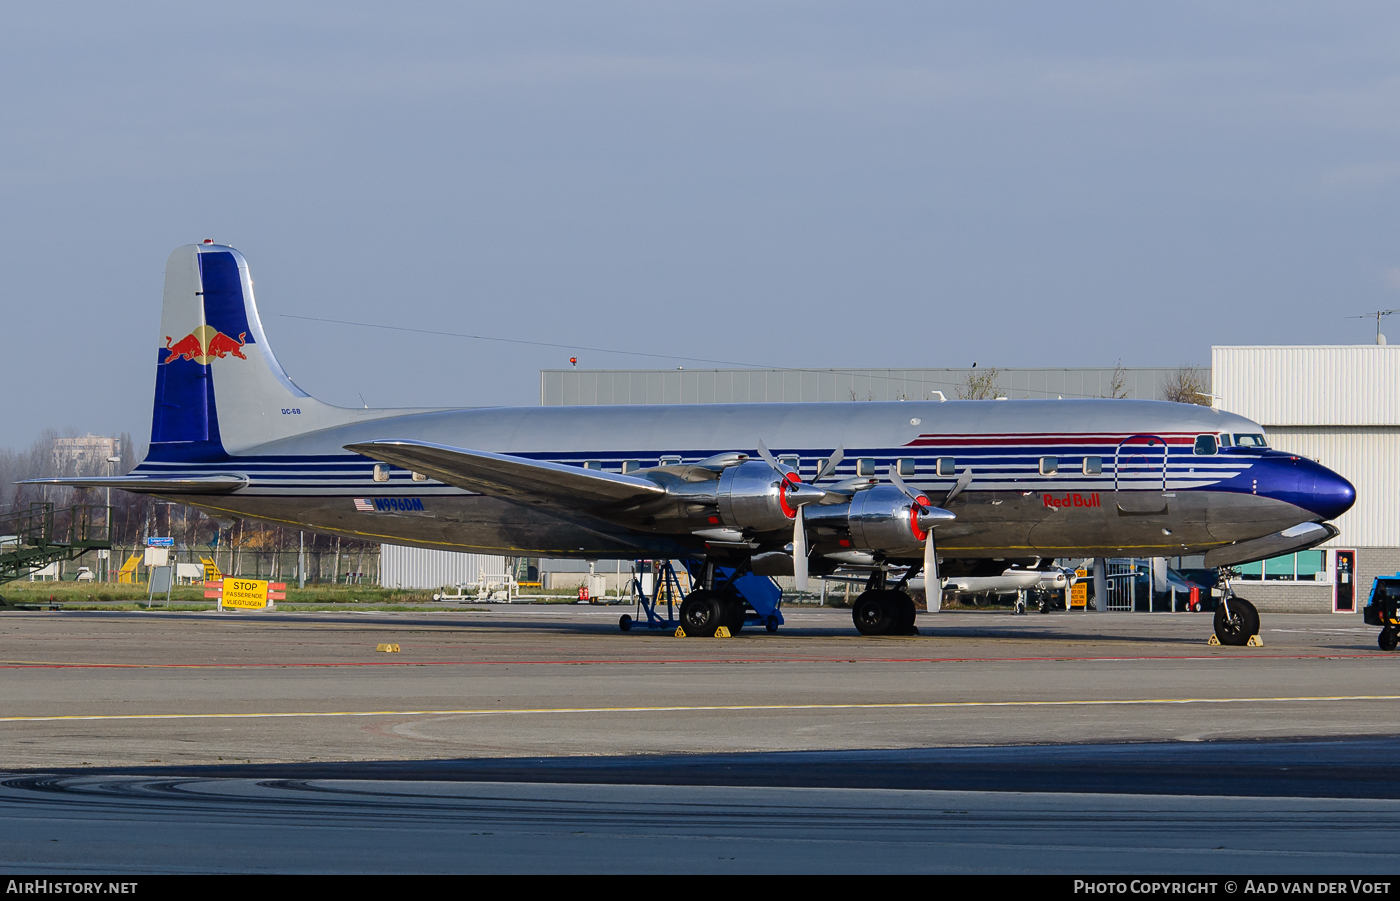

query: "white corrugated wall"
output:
379 545 510 590
1212 344 1400 550
1259 427 1400 548
1213 346 1400 426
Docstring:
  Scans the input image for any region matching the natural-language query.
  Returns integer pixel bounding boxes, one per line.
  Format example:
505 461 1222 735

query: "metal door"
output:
1114 434 1169 513
1334 549 1356 612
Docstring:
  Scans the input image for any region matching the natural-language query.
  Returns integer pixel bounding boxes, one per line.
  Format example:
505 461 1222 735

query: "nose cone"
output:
916 505 957 529
1307 464 1357 521
784 482 827 508
1248 454 1356 521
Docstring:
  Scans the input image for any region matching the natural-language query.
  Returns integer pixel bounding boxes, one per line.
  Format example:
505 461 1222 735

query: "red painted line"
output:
0 652 1391 670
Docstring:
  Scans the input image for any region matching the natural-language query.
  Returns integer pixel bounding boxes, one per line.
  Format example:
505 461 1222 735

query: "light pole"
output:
105 455 120 582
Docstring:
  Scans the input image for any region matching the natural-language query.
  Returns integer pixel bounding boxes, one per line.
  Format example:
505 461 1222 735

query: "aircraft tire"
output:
1380 627 1398 652
724 594 747 633
680 591 724 637
1213 597 1259 646
853 591 896 636
1235 597 1260 635
890 591 917 632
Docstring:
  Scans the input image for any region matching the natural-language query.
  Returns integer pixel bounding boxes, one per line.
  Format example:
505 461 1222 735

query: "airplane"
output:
35 242 1357 645
936 566 1071 610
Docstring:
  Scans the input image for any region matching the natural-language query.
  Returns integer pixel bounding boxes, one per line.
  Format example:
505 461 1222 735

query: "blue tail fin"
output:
148 243 358 462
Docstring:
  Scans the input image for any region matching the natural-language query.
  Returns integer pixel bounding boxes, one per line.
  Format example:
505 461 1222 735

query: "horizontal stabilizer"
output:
345 439 667 509
1204 521 1339 568
21 475 248 495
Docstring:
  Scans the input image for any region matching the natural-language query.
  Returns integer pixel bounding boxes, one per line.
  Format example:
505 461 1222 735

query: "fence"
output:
35 544 381 585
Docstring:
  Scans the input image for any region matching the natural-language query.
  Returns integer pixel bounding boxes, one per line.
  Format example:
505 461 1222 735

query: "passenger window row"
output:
577 456 961 477
579 438 1240 477
1039 457 1103 476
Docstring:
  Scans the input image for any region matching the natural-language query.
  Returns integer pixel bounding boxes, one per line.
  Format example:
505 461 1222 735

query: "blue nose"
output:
1306 464 1357 521
1247 453 1356 521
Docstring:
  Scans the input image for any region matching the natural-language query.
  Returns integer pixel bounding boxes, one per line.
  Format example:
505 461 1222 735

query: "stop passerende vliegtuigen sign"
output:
206 578 286 611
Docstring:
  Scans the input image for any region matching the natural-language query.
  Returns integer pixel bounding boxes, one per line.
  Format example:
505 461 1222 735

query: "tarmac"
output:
2 605 1398 872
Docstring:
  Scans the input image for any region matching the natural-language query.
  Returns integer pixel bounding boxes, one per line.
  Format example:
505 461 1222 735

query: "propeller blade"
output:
887 465 923 503
755 440 780 471
942 467 973 506
793 511 808 592
925 531 940 613
814 446 845 482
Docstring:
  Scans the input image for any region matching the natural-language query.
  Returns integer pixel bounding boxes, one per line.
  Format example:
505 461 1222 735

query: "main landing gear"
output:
678 588 747 638
852 589 918 636
849 566 920 636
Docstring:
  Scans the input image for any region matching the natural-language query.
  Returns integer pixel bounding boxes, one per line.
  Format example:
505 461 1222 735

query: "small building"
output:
379 545 509 591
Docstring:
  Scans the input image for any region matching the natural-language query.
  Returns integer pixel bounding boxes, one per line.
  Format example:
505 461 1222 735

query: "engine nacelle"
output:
847 485 929 554
716 460 814 533
805 485 952 555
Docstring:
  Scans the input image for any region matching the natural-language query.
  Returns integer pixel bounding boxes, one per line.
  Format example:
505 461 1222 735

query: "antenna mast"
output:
1349 310 1398 345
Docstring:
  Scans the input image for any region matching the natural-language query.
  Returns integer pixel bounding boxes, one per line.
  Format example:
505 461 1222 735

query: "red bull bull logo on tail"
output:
163 324 247 365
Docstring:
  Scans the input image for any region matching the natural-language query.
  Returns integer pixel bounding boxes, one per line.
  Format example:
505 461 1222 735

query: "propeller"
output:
888 465 955 611
756 440 824 592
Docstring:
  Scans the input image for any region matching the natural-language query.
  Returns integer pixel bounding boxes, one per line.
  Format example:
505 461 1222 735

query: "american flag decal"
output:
353 498 374 512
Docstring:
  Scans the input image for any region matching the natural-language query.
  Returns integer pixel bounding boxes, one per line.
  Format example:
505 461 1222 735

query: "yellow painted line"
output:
4 694 1399 724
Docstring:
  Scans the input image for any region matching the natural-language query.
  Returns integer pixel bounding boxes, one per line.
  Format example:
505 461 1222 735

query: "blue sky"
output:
4 2 1400 448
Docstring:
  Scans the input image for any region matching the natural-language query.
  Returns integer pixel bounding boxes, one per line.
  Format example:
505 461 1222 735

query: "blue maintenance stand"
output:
616 559 786 633
619 559 688 631
683 560 785 633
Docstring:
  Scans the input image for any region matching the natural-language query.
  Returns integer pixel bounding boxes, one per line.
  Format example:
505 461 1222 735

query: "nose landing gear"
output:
1213 594 1260 646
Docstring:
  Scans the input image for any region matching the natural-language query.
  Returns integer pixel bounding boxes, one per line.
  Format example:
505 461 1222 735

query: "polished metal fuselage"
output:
139 398 1352 563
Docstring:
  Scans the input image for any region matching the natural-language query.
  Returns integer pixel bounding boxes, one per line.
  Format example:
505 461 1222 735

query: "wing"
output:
1203 521 1338 568
345 439 667 509
20 475 249 495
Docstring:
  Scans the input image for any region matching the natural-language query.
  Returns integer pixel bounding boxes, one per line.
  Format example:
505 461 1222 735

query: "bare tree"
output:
1105 359 1129 399
1162 366 1212 405
957 367 1002 400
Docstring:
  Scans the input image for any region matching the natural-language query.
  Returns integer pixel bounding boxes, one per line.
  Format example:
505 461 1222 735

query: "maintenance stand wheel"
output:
679 590 724 637
765 615 780 633
619 614 633 632
853 590 896 636
1213 596 1260 646
1379 627 1398 652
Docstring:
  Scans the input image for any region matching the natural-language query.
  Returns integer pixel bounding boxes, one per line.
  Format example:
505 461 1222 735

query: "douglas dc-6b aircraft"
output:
37 243 1356 644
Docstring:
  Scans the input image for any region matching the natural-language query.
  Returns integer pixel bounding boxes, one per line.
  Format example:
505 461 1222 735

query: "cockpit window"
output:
1218 433 1232 446
1193 435 1218 456
1234 434 1268 448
